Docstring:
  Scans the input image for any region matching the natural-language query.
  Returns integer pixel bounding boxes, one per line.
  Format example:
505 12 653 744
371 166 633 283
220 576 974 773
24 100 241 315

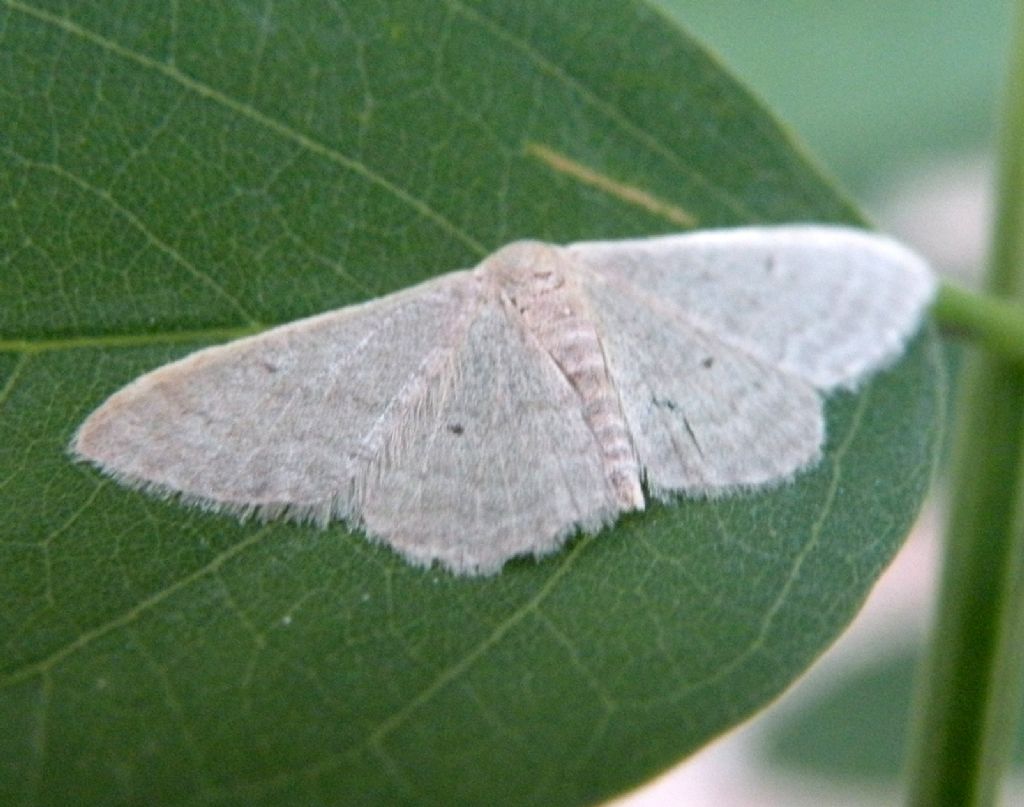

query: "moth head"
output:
482 240 566 304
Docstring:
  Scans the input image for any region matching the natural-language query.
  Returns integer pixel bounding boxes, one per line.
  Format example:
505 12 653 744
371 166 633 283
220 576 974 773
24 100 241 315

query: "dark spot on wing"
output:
448 423 465 435
701 357 714 369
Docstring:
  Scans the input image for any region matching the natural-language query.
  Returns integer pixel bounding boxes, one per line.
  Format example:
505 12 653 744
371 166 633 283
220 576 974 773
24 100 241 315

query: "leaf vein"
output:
3 0 487 257
0 325 263 355
4 149 261 327
195 535 598 803
0 526 273 690
25 670 52 807
443 0 757 221
620 385 873 709
0 353 29 409
131 626 214 790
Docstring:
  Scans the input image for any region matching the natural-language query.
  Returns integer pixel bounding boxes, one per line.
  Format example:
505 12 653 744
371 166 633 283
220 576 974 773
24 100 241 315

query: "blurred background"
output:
615 0 1021 804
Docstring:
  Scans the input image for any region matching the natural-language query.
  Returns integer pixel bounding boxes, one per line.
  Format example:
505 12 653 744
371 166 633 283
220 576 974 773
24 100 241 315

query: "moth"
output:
72 225 935 575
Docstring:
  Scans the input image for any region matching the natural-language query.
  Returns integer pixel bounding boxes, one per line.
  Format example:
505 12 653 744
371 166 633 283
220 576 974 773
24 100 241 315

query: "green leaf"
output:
0 1 943 805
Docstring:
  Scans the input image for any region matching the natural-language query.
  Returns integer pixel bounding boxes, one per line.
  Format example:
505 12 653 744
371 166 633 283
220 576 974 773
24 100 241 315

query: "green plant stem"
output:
934 283 1024 364
907 3 1024 805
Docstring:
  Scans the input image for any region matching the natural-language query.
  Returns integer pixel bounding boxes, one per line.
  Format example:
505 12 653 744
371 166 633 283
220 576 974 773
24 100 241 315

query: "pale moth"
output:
72 225 935 575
